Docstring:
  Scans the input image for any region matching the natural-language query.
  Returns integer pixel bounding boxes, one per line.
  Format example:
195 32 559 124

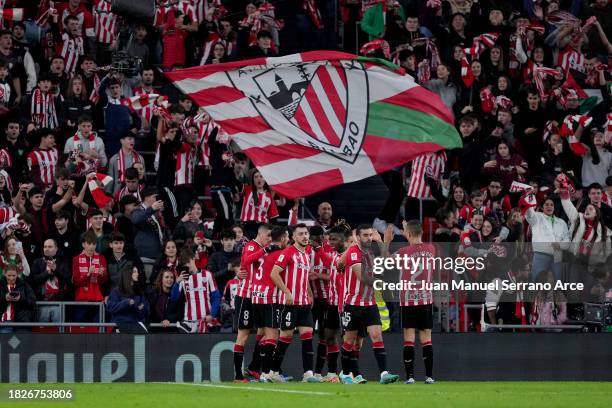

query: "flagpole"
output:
419 198 423 223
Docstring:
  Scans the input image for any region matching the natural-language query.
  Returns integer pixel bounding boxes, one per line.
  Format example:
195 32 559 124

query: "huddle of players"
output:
231 220 435 385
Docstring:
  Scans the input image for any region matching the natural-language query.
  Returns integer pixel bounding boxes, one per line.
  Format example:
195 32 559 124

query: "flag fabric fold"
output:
165 51 461 198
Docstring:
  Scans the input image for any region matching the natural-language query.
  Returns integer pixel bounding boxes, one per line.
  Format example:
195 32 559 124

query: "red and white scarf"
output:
303 0 322 29
88 172 113 208
465 33 499 59
31 88 58 129
118 149 142 183
559 114 592 156
1 283 14 321
89 73 101 104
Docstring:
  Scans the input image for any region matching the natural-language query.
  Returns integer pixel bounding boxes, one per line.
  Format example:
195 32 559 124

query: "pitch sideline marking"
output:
154 382 334 396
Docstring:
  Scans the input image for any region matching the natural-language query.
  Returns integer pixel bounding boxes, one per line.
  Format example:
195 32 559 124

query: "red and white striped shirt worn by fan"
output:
174 142 197 186
93 0 117 44
251 245 284 305
27 147 58 188
396 243 436 306
275 245 312 306
238 240 266 298
343 244 375 307
181 270 219 321
59 32 84 74
240 185 279 223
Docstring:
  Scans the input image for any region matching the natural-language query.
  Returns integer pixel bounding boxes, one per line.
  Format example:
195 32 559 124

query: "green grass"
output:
0 382 611 408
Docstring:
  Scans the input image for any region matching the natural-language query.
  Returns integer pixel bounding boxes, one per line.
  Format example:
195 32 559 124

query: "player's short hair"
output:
404 220 423 237
291 223 308 235
309 225 324 237
271 226 287 242
178 248 195 264
356 224 372 235
257 223 272 234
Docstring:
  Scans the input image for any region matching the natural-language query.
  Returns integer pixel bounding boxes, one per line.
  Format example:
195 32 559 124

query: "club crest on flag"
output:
232 60 369 164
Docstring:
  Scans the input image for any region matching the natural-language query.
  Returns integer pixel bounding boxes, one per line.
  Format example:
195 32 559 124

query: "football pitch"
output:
1 382 611 408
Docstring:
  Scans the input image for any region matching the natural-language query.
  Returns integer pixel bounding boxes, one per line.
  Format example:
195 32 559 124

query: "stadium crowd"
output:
0 0 610 341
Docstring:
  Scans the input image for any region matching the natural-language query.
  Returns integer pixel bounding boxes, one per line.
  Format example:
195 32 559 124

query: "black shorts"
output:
280 305 313 331
341 304 381 332
325 304 341 331
401 304 433 330
234 296 253 330
252 303 280 329
312 298 327 332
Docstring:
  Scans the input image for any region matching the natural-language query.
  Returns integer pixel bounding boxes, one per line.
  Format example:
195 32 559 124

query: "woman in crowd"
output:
173 200 210 242
62 75 93 136
483 141 528 190
1 237 31 278
240 169 279 238
151 240 179 283
106 266 149 333
147 268 183 328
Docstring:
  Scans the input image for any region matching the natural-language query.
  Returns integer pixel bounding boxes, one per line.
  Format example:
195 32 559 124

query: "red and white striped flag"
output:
165 52 461 199
0 8 24 21
124 93 160 111
407 151 446 199
509 181 531 193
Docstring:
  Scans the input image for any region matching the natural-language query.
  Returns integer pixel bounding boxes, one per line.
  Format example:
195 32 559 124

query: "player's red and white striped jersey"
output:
238 240 265 298
59 33 84 74
309 242 335 300
27 147 58 188
251 245 283 304
407 151 446 199
344 244 375 307
276 245 312 306
181 270 218 321
174 142 197 186
240 185 279 223
93 0 117 44
223 277 240 309
397 243 436 306
327 252 344 307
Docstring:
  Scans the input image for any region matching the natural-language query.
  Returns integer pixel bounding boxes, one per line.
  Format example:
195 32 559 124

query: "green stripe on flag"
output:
367 101 462 149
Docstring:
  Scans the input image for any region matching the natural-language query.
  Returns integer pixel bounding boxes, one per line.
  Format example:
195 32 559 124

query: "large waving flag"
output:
165 51 461 198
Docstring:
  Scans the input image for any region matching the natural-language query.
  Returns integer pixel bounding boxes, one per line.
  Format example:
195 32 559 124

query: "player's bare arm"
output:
270 264 293 305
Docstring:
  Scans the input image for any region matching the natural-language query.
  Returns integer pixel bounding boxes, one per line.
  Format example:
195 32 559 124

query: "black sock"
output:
351 348 361 376
272 336 292 372
423 342 433 378
327 344 339 374
247 335 264 373
233 344 245 380
403 342 415 379
261 340 276 374
300 333 314 373
314 340 327 374
340 342 353 375
372 341 387 373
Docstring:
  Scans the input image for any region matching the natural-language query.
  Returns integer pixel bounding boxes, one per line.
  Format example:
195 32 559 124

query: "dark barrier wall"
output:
1 333 610 383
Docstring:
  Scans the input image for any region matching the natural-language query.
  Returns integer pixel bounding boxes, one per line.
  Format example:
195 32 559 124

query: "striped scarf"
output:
118 149 142 183
76 252 103 282
1 283 14 321
31 88 58 129
89 73 101 104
